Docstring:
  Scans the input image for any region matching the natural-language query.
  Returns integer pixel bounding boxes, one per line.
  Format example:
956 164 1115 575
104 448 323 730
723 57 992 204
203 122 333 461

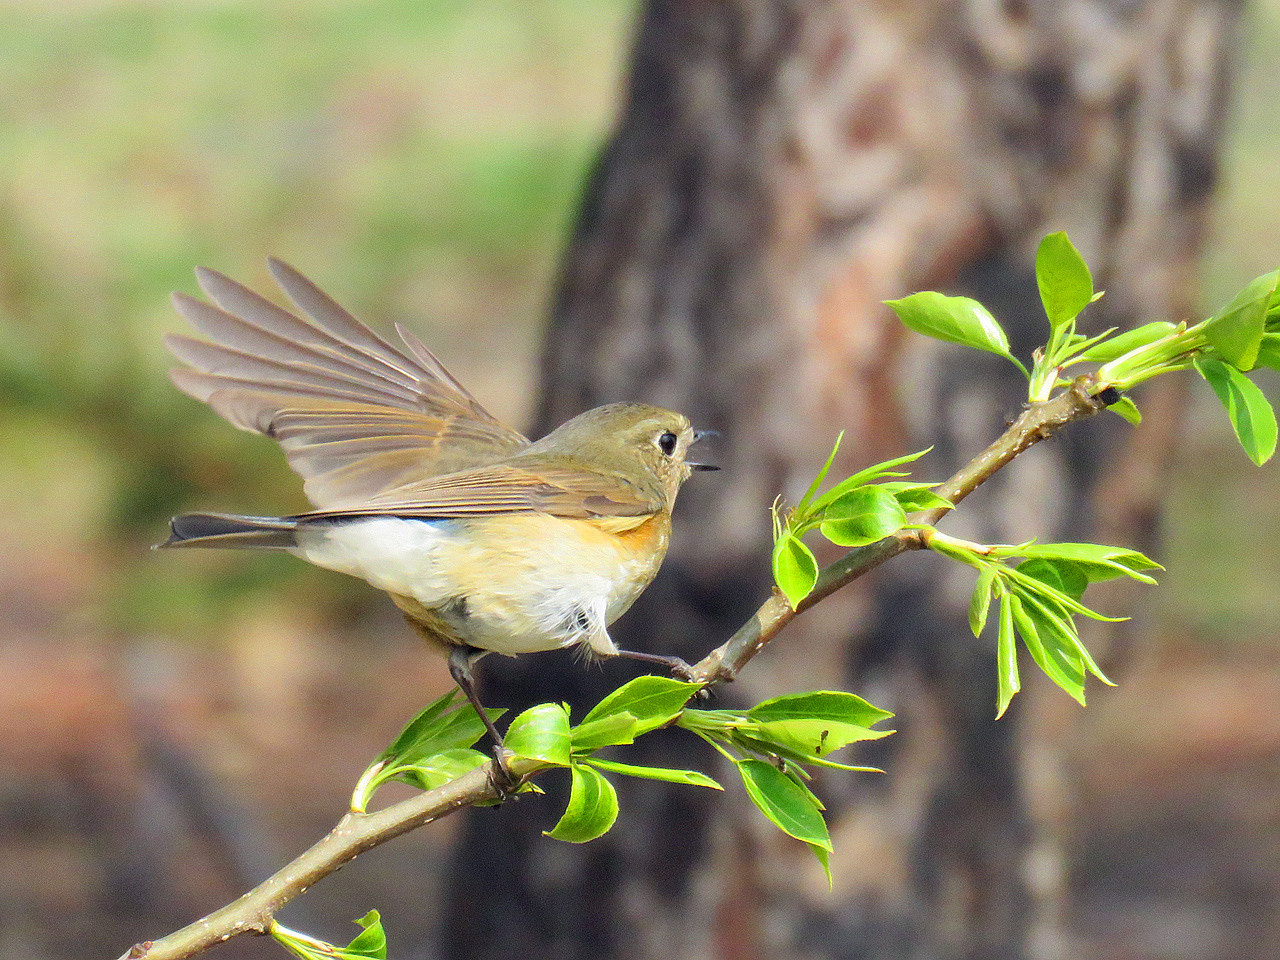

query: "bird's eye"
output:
657 431 678 456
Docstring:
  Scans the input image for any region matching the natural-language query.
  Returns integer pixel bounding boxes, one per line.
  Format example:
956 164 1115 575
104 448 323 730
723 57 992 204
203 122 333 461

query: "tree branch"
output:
119 757 545 960
689 375 1111 683
119 376 1111 960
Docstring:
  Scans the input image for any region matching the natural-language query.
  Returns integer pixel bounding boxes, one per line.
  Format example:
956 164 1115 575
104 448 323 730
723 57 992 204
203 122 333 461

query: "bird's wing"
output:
167 259 529 508
299 462 663 522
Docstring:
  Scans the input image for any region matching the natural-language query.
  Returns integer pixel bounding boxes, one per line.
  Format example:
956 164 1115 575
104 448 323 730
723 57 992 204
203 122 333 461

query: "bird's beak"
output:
689 429 720 471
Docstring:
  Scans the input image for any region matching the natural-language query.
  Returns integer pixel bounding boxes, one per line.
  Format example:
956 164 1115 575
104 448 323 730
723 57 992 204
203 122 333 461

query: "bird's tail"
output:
158 513 300 550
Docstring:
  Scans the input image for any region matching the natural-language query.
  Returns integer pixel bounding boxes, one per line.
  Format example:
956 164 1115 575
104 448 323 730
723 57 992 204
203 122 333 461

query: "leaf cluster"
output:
351 690 499 813
932 537 1161 716
769 230 1280 717
770 441 949 608
350 678 891 888
679 690 892 880
889 232 1280 463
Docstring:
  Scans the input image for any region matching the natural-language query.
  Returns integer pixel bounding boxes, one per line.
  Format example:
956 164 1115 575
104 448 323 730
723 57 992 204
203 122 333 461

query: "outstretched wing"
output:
300 460 664 525
167 259 529 508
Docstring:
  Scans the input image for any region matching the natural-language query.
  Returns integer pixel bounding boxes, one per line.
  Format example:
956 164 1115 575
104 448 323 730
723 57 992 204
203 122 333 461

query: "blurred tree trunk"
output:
442 1 1241 958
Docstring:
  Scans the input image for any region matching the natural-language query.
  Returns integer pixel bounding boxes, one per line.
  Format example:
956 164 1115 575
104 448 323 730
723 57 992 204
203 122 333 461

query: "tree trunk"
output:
442 1 1241 958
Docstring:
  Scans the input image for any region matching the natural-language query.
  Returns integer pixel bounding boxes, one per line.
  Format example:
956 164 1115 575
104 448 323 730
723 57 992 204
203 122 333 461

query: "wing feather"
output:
170 293 422 396
166 333 422 409
299 462 662 522
168 262 528 508
266 259 439 384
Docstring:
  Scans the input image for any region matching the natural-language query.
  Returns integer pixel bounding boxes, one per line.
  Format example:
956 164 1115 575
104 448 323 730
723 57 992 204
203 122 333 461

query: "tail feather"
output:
158 513 299 549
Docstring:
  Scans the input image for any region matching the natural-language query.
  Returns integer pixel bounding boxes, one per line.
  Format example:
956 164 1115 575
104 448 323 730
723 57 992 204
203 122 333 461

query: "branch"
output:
121 375 1111 960
119 756 544 960
689 375 1112 683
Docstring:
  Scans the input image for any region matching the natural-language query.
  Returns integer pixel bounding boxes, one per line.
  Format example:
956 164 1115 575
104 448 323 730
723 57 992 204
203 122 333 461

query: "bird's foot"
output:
487 746 521 799
615 649 697 682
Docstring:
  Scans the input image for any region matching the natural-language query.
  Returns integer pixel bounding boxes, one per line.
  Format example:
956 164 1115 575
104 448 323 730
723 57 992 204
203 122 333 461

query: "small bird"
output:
159 259 716 748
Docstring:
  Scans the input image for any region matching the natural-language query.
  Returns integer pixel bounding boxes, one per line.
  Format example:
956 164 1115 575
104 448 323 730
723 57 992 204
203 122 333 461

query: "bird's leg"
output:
447 645 518 794
614 648 694 681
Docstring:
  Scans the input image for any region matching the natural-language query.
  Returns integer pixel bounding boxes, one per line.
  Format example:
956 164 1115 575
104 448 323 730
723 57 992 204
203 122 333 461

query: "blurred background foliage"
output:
5 2 1280 956
0 0 634 638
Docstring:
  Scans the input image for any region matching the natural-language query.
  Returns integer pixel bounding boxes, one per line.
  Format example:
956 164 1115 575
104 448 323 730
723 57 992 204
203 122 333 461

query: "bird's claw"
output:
487 747 521 799
667 656 695 681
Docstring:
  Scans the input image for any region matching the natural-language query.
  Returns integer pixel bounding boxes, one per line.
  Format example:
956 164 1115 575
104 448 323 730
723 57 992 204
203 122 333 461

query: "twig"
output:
119 757 544 960
689 375 1110 682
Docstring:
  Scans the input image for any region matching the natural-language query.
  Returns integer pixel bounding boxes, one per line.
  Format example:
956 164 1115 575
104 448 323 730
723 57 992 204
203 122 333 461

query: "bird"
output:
158 258 717 750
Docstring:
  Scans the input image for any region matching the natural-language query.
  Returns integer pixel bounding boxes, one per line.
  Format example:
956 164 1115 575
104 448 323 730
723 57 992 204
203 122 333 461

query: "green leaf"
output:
585 757 722 789
1016 589 1113 686
884 483 953 513
1016 558 1088 599
1108 395 1142 425
746 689 896 760
1004 542 1161 583
1062 326 1120 360
356 691 503 809
1196 357 1279 465
773 534 819 609
818 486 908 547
271 913 387 960
1007 595 1085 705
345 911 388 960
1204 269 1278 370
969 564 997 637
925 533 984 565
737 759 832 851
732 737 885 774
683 699 892 774
273 929 333 960
1009 567 1125 626
570 712 639 753
748 690 894 730
546 764 619 842
808 841 833 887
797 431 844 513
995 596 1020 718
384 747 490 792
1254 333 1280 372
1078 321 1177 363
580 676 703 736
505 703 572 766
751 718 893 759
887 292 1020 370
379 689 456 756
376 689 493 765
1036 232 1095 332
272 927 326 960
809 448 933 512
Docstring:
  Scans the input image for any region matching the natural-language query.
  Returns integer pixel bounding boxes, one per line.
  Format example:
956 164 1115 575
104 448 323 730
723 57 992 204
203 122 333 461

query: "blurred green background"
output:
4 1 1280 957
0 0 635 639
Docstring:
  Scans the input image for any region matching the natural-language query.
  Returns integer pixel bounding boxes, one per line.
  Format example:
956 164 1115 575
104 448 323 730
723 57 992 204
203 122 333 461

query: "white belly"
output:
292 515 651 656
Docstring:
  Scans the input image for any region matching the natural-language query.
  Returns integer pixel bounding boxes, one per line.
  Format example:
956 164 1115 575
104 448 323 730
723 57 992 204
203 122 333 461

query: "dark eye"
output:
657 431 678 456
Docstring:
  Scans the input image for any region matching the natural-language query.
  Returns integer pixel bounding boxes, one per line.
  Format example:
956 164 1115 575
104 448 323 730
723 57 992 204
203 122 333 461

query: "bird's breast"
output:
294 510 671 655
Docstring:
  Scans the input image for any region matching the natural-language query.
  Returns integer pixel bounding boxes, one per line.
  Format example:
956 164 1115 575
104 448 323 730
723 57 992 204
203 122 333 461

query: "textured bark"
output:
442 2 1242 958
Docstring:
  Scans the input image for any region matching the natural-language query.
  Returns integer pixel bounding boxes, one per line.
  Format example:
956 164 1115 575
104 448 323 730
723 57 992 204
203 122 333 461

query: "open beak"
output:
689 429 721 471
